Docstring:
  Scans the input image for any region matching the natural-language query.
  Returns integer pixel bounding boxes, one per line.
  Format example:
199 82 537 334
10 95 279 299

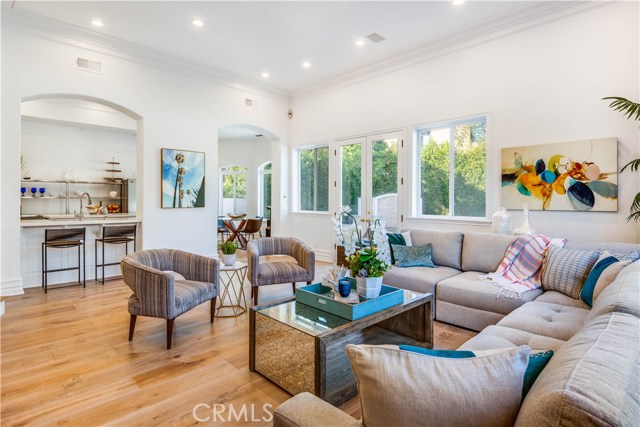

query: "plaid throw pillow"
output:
541 246 599 299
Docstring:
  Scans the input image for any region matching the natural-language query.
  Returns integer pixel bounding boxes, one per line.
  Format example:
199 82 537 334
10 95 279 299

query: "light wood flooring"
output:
1 256 476 426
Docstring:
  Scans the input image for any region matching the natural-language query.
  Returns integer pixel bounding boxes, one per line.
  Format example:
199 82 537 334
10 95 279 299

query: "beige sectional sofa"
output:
273 230 640 427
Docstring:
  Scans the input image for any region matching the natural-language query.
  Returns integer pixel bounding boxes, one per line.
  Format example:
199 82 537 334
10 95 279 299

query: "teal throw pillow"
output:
580 256 619 307
392 243 435 268
399 345 553 399
387 233 406 265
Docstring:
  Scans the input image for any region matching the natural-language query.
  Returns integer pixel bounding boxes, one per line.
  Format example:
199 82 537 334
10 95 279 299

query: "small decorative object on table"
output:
331 206 391 299
21 187 26 197
338 278 351 297
30 187 37 197
39 188 46 197
218 241 238 266
227 212 247 219
491 207 511 235
109 191 118 198
514 203 536 235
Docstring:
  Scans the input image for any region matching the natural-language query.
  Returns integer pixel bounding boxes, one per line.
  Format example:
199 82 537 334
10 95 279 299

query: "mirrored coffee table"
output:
249 290 433 406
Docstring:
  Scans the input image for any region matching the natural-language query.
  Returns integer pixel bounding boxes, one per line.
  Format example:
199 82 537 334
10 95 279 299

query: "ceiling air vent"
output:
366 33 386 43
244 98 259 110
75 57 102 74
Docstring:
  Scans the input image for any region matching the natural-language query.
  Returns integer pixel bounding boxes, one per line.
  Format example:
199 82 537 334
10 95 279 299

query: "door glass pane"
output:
419 128 450 215
341 143 361 224
263 173 272 219
453 122 486 217
371 138 398 229
316 147 329 211
299 149 315 210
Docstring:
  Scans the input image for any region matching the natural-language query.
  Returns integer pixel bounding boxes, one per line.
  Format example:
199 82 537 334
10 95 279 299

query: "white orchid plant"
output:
331 206 391 278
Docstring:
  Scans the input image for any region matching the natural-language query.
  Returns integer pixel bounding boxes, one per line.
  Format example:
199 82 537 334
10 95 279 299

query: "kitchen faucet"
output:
77 192 92 219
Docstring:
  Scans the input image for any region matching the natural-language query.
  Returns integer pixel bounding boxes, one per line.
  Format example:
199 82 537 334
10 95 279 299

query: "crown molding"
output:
290 1 614 102
1 7 290 100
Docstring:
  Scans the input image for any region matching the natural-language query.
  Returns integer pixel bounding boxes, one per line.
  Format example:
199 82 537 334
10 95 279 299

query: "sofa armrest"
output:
171 249 219 284
247 240 260 286
274 393 362 427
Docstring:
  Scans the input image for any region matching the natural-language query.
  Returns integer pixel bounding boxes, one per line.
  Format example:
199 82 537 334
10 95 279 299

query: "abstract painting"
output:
501 138 617 211
161 148 205 208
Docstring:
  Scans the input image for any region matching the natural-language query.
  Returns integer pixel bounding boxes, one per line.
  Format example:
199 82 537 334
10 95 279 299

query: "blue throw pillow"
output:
399 345 553 399
387 233 406 264
392 243 435 268
580 256 619 307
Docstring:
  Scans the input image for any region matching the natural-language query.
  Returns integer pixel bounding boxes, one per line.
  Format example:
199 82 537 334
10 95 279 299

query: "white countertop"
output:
20 214 140 227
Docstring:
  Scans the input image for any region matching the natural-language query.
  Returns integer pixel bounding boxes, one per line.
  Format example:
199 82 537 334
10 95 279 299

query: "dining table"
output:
223 218 248 249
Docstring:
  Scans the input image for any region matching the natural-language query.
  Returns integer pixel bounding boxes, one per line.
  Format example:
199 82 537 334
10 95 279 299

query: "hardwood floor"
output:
1 257 476 426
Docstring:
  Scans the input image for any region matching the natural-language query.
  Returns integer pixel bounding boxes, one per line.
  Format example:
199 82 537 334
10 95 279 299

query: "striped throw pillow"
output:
541 246 599 299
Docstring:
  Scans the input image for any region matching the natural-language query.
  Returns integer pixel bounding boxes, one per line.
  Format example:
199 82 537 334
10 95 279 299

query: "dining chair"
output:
241 217 263 241
218 217 230 242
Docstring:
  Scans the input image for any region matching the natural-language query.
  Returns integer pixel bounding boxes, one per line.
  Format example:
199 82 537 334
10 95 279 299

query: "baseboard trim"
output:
1 278 25 296
315 249 333 263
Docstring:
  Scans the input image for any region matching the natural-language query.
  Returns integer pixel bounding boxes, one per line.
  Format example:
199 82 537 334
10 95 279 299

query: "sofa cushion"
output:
541 246 598 299
586 260 640 322
347 344 530 427
580 256 624 307
392 243 435 268
460 325 566 352
515 312 640 427
398 345 553 398
534 290 590 309
383 265 460 294
437 271 542 316
461 232 517 273
497 301 589 341
409 229 463 269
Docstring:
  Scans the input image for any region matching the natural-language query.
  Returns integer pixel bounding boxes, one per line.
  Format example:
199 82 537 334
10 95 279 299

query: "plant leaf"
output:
603 96 640 121
620 158 640 173
628 192 640 222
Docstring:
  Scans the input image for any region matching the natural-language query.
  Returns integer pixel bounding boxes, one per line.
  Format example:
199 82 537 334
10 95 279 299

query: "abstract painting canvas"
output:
161 148 205 208
501 138 617 211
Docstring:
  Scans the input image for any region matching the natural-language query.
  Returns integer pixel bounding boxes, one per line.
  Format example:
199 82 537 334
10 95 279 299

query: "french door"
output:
336 131 402 231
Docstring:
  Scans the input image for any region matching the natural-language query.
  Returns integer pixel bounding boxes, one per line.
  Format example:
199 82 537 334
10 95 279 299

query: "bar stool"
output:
95 224 137 284
42 228 86 293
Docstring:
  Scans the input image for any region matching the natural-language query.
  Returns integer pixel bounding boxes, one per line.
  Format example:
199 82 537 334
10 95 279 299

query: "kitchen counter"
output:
20 213 139 227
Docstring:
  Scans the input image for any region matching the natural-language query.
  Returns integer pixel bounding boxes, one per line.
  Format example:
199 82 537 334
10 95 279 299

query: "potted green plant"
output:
603 96 640 221
218 241 238 266
331 206 391 298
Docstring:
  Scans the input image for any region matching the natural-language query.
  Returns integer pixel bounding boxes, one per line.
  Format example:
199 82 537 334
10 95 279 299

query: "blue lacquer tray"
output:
295 279 403 321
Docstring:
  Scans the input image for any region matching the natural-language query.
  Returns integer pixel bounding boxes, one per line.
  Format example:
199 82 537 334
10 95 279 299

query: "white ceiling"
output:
10 1 581 93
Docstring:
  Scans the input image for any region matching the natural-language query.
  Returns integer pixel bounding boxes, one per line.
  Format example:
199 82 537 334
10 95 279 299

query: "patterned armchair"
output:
247 237 315 305
121 249 219 349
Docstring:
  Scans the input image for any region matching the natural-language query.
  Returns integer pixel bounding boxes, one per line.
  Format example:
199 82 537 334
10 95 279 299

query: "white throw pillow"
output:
401 231 412 246
162 270 186 281
346 344 530 427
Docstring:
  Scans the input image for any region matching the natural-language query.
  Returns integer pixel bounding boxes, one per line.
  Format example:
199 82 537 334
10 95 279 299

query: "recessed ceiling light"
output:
91 19 104 27
355 39 365 47
302 61 311 68
192 18 204 27
452 0 465 6
261 72 270 79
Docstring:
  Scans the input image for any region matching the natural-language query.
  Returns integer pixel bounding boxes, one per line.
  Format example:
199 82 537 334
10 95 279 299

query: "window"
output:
298 146 329 211
258 162 272 219
220 165 247 215
415 117 487 218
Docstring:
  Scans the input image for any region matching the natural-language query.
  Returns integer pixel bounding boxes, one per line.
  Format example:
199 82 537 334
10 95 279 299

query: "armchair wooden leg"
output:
128 314 137 341
307 281 312 285
166 318 175 350
210 297 217 323
253 287 259 306
292 282 296 295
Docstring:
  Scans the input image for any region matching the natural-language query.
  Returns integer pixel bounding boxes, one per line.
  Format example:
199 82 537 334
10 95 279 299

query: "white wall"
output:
1 23 290 295
218 138 272 217
289 2 640 259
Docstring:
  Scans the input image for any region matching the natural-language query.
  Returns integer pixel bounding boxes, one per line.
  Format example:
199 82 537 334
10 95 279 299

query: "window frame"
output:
219 165 248 216
411 115 489 221
295 144 330 213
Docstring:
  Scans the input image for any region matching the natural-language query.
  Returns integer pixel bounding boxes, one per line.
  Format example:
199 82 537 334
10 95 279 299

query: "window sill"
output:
405 216 492 227
290 211 332 218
